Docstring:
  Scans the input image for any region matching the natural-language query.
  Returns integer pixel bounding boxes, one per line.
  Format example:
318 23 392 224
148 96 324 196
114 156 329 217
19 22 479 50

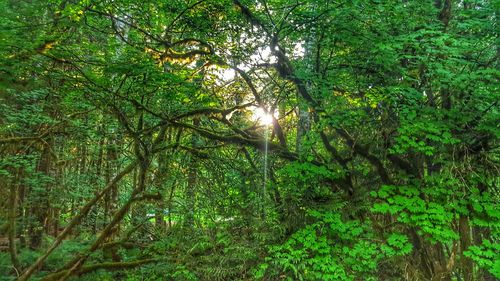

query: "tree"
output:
0 0 498 280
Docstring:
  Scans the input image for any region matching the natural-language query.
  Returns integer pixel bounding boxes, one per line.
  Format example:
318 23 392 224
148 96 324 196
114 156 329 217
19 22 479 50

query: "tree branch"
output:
41 259 158 281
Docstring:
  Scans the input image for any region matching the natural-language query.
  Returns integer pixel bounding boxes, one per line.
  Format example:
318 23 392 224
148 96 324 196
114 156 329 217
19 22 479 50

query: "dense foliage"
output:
0 0 498 280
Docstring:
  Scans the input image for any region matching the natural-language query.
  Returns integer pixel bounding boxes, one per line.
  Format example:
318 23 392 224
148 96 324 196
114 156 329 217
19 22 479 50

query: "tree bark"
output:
459 216 473 281
29 140 53 249
185 117 200 227
8 178 21 272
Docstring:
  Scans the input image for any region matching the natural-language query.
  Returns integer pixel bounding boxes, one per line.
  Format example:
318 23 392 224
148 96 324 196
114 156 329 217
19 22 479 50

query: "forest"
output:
0 0 498 280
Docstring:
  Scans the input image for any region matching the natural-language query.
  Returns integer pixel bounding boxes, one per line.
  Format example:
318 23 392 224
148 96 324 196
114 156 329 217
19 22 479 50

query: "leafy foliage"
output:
0 0 498 280
256 210 413 280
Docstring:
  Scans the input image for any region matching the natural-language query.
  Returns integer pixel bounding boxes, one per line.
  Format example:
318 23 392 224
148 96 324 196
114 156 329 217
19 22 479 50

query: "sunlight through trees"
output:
0 0 498 280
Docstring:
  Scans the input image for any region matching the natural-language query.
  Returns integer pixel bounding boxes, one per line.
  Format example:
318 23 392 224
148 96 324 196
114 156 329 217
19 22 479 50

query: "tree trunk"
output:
29 140 53 249
185 117 200 227
8 176 21 272
154 149 168 229
296 34 314 153
459 216 473 281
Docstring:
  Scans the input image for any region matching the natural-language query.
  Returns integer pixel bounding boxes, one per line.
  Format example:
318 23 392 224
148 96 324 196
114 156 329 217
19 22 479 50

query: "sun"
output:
251 107 276 126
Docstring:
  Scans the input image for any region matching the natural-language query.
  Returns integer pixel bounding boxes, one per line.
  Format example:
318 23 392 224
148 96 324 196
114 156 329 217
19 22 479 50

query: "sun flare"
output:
251 107 276 126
